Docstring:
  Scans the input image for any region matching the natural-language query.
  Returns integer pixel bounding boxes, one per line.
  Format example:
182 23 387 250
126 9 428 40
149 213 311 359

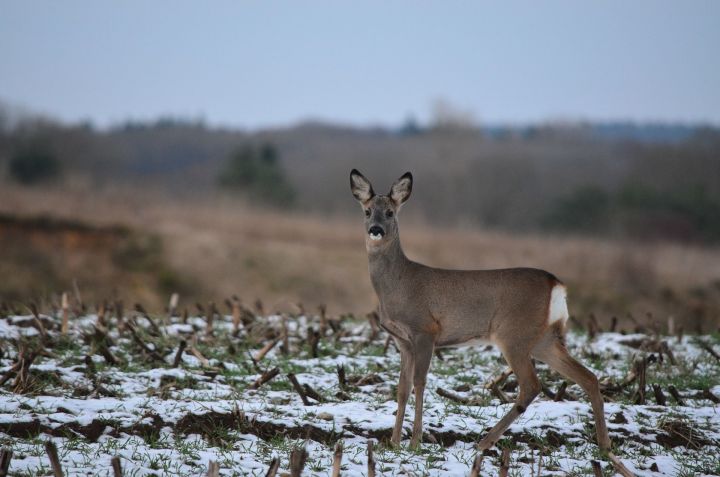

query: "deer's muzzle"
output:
368 225 385 241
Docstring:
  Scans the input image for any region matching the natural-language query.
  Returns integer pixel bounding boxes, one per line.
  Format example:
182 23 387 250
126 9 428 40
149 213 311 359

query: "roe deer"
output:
349 169 623 460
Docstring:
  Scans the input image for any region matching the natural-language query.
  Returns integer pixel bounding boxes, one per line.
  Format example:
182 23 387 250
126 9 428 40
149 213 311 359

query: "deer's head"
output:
350 169 412 248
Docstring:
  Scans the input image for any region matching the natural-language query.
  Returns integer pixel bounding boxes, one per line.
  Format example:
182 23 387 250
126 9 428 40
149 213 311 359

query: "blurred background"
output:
1 1 719 330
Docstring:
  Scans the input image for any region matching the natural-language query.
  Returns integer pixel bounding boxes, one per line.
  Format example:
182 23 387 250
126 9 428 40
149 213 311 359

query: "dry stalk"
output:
633 358 647 405
72 279 83 312
264 458 279 477
288 373 311 406
0 360 22 387
249 367 280 390
652 384 667 405
12 349 38 394
124 320 163 362
302 383 325 403
206 461 219 477
337 364 347 390
0 448 13 477
98 342 119 366
587 313 599 340
247 351 262 373
319 304 328 335
701 388 720 403
61 292 70 335
254 337 281 362
97 301 107 328
168 293 179 322
28 304 48 342
607 451 637 477
485 368 513 390
436 387 470 404
188 345 211 368
231 297 241 334
289 446 307 477
205 301 217 337
331 441 343 477
696 340 720 362
134 304 162 336
468 452 483 477
114 301 125 333
366 440 376 477
308 327 321 358
110 456 122 477
173 340 187 368
44 440 64 477
668 385 685 405
498 447 510 477
490 383 512 404
382 336 394 354
281 315 290 355
366 311 380 341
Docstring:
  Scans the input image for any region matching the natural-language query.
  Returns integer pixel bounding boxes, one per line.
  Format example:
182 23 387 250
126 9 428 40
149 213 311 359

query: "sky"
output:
1 1 719 129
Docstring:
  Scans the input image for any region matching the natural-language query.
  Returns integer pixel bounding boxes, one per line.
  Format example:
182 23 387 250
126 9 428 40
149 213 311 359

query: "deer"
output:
350 169 634 475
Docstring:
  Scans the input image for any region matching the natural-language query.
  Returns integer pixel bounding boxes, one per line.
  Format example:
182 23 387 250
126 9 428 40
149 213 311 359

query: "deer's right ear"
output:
350 169 375 203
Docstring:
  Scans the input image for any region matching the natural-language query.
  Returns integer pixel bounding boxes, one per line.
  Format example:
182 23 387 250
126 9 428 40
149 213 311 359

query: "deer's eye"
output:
386 210 394 218
365 209 371 217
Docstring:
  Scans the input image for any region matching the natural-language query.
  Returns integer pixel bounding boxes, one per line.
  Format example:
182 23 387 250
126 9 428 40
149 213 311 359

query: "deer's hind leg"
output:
532 336 611 450
478 347 541 450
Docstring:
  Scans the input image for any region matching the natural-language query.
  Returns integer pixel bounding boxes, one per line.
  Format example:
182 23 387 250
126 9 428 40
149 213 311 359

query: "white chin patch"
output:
369 233 383 241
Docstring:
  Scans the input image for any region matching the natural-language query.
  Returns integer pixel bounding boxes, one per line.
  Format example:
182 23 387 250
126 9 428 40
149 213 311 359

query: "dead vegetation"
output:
1 293 719 475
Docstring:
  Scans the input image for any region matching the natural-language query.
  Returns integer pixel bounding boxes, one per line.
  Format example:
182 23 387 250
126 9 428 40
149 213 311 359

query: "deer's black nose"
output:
368 225 385 238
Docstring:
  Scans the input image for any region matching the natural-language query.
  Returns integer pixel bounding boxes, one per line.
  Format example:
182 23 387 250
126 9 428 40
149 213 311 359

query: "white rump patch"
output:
548 284 569 324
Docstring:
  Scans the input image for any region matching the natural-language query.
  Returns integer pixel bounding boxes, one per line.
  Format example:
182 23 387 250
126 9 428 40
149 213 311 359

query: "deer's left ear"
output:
389 172 413 206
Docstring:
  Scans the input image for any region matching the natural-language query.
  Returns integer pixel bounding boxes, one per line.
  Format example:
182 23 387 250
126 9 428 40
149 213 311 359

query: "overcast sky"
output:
1 1 719 129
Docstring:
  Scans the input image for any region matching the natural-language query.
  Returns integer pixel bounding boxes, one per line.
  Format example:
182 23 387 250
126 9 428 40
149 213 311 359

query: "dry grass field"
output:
2 183 720 332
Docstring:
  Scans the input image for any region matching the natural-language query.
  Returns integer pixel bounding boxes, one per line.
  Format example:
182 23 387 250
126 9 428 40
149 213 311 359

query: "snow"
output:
0 313 719 476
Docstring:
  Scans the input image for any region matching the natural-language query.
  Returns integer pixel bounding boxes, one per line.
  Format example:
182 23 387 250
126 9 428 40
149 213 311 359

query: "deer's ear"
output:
389 172 413 206
350 169 374 202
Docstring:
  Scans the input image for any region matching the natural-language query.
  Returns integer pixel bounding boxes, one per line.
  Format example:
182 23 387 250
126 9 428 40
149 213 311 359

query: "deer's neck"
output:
367 236 411 297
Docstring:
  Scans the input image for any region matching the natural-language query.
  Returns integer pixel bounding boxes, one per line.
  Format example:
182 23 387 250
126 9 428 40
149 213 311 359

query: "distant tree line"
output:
1 102 719 243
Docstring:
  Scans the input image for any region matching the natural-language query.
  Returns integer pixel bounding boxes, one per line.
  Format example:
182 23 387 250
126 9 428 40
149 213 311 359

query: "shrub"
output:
542 185 611 232
218 143 296 206
543 183 720 242
8 140 61 185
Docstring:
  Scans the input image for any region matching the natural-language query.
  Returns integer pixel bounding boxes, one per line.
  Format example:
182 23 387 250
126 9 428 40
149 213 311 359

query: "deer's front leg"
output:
410 334 434 449
391 340 413 446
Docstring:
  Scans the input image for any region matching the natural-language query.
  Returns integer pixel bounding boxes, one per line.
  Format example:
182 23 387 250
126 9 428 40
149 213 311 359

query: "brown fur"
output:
350 169 613 453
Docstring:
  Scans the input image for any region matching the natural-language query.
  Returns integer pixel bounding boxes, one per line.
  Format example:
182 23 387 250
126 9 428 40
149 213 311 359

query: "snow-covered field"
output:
1 311 719 476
